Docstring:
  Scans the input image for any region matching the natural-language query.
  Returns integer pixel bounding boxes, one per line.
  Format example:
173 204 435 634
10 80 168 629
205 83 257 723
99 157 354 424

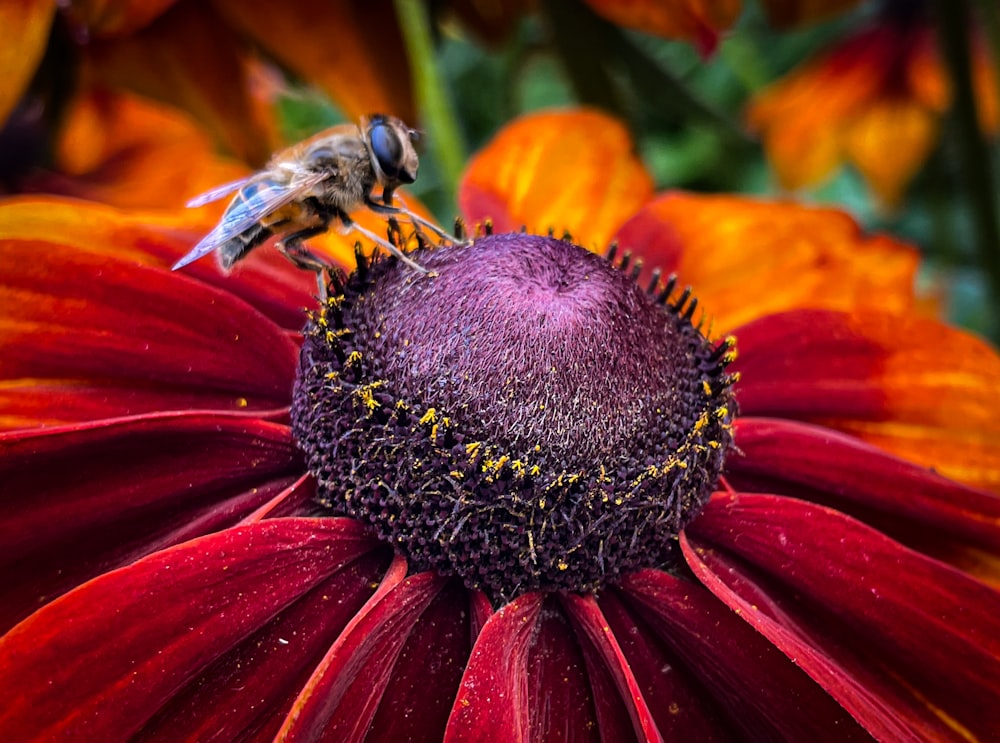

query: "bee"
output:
172 114 452 284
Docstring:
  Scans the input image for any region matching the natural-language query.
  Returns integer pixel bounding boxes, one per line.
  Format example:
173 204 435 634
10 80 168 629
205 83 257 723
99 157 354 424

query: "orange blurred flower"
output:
748 8 1000 208
581 0 862 55
1 106 999 740
0 0 415 170
582 0 741 55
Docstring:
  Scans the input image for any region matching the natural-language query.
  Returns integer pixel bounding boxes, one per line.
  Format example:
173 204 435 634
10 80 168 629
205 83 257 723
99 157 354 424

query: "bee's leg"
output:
337 210 431 275
363 196 459 245
275 226 334 301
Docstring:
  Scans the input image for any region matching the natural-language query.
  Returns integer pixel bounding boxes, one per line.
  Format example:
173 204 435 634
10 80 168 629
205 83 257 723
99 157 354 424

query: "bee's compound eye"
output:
370 122 414 184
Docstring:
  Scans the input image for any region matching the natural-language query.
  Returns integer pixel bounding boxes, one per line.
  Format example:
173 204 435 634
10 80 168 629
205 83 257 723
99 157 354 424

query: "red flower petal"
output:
448 593 644 741
729 417 1000 553
0 517 378 741
279 564 472 742
598 588 734 740
685 492 1000 741
561 593 661 741
361 579 480 742
444 593 539 740
132 549 391 741
731 309 1000 492
617 570 868 740
0 238 300 429
0 413 300 631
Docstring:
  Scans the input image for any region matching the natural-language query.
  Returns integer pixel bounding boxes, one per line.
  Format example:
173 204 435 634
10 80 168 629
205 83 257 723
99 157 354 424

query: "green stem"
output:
932 0 1000 331
393 0 465 207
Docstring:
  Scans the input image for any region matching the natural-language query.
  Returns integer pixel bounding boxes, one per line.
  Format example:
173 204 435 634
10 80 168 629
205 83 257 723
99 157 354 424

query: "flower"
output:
2 108 1000 741
0 0 418 168
579 0 863 55
747 2 1000 208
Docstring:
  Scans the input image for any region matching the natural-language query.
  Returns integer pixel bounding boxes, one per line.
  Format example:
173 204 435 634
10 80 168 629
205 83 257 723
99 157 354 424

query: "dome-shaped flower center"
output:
292 234 737 602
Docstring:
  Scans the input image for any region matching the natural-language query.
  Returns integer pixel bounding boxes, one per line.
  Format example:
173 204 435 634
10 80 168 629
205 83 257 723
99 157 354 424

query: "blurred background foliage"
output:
2 0 999 338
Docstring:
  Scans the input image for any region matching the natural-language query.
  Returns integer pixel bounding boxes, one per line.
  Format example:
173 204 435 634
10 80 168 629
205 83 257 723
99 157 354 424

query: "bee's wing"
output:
172 173 326 271
185 176 255 208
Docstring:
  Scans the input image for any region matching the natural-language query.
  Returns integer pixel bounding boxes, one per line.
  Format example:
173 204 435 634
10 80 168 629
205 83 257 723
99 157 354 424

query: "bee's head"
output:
364 114 420 191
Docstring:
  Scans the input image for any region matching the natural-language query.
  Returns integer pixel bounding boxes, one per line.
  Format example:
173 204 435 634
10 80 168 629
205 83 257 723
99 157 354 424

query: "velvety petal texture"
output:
732 309 1000 492
0 414 302 631
280 565 472 742
3 105 1000 743
729 417 1000 584
0 518 383 740
685 492 1000 742
0 233 300 429
616 570 870 740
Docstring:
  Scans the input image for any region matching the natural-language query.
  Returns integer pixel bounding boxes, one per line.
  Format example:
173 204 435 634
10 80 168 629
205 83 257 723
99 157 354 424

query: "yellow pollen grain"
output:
355 381 384 410
692 412 709 433
419 408 437 425
723 351 738 364
702 380 712 396
235 397 248 408
465 441 481 458
529 465 541 477
557 561 568 571
716 406 729 419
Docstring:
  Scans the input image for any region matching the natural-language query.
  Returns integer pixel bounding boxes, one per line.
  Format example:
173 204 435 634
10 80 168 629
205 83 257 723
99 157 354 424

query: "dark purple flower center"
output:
292 234 737 602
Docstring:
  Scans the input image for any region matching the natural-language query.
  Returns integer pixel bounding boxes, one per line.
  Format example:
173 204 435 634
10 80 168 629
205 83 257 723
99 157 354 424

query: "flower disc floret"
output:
292 234 737 602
